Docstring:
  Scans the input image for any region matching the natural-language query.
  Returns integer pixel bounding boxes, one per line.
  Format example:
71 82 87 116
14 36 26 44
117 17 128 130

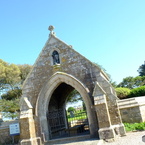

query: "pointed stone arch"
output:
35 72 99 141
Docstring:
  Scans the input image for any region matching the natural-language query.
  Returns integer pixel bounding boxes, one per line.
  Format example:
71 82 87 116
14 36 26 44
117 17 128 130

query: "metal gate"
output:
47 109 90 139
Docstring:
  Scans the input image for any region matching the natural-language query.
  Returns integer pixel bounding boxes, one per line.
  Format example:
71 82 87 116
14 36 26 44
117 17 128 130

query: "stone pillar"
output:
20 97 42 145
93 82 116 139
93 82 126 139
94 95 116 139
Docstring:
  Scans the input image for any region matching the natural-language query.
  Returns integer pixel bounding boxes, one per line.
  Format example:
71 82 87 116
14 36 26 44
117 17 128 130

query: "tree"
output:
133 76 145 87
1 89 22 100
138 62 145 76
0 62 6 90
67 89 81 103
18 64 32 84
0 59 32 120
117 76 134 89
110 80 117 88
117 76 145 89
0 60 32 91
67 107 75 112
0 98 20 119
0 59 21 90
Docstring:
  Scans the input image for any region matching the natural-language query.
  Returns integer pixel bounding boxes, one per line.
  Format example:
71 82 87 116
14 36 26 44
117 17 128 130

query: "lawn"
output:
67 111 87 122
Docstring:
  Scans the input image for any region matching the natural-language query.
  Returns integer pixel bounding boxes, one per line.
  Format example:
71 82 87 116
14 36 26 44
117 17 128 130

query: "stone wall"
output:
0 120 20 144
118 96 145 123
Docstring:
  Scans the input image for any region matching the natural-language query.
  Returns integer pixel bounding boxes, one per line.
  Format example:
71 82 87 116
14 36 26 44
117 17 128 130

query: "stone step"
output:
44 135 101 145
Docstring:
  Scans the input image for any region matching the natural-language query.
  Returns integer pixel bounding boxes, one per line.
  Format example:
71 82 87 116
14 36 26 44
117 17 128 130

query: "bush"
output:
67 107 75 112
128 86 145 98
115 87 130 99
124 122 145 132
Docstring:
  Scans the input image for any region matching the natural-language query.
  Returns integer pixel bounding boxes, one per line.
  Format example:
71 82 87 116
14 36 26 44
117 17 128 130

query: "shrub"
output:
124 122 145 132
115 87 130 99
128 86 145 98
67 107 75 112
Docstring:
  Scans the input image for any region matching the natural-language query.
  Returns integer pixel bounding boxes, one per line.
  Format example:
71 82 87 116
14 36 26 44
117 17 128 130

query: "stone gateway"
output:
19 26 126 145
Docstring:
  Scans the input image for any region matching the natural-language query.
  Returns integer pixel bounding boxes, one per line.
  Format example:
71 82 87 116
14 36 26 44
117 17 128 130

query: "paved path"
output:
103 131 145 145
58 131 145 145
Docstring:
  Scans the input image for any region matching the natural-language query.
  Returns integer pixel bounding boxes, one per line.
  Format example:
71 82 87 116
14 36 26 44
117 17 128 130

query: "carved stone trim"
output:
93 82 106 97
94 95 107 105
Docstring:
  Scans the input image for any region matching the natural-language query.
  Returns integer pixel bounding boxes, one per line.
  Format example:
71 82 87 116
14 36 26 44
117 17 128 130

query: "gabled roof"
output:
22 26 110 89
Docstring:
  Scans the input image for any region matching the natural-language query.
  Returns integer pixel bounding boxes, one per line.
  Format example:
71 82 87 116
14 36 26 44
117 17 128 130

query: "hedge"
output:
115 87 131 99
128 86 145 98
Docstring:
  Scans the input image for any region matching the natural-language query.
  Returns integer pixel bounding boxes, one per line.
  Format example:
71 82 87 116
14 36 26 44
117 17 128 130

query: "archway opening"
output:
47 83 90 139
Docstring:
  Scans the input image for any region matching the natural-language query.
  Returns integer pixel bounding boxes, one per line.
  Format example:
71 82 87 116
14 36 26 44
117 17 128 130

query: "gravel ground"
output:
60 131 145 145
102 131 145 145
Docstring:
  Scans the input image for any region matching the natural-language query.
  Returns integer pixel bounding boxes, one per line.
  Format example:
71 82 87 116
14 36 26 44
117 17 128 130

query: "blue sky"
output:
0 0 145 84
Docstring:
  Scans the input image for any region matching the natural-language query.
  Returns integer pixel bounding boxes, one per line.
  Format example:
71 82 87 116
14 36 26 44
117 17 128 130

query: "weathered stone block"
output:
99 127 115 139
113 124 126 136
20 137 42 145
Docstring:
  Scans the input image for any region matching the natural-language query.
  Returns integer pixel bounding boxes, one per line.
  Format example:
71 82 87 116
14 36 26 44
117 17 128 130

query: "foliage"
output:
94 62 111 79
116 85 145 99
82 101 86 111
117 76 145 89
0 62 6 90
0 59 32 91
67 107 75 112
18 64 32 84
0 59 32 120
110 81 117 88
67 113 87 122
138 62 145 76
0 99 20 113
127 86 145 98
67 110 87 122
117 76 135 89
115 87 131 99
0 59 21 90
0 98 20 119
67 89 82 103
1 89 22 100
124 122 145 132
2 112 19 120
133 76 145 87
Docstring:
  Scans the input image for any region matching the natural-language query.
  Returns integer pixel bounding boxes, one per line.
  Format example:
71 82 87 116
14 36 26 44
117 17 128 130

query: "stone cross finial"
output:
48 25 55 36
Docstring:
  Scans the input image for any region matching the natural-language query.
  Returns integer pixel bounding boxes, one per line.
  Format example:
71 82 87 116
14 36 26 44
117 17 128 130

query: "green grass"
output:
124 122 145 132
67 111 87 122
67 114 87 122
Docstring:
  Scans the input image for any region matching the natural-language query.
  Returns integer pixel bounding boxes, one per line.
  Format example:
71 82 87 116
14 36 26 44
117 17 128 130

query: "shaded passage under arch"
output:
47 83 90 139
